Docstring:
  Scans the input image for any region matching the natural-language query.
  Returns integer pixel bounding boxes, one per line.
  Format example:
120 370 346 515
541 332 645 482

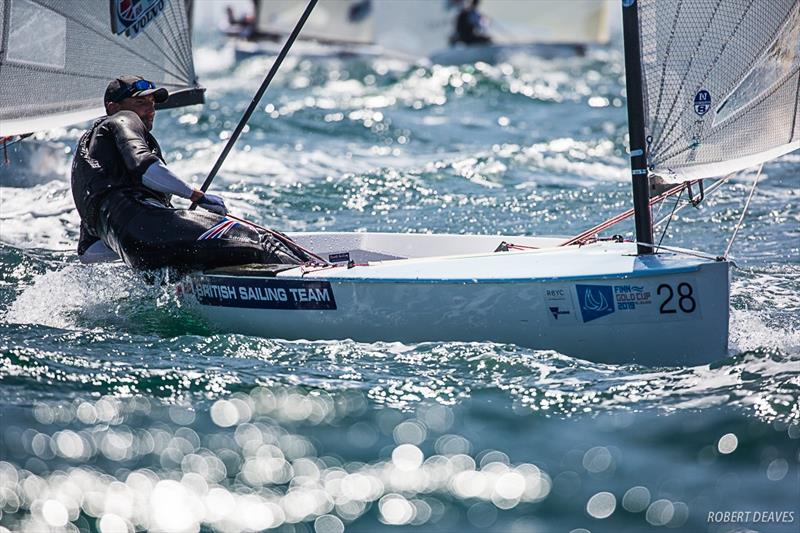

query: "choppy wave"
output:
3 266 798 426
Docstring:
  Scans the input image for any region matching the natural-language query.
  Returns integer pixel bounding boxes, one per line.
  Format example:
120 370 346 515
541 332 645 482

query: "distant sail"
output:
636 0 800 182
371 0 610 59
0 0 203 137
480 0 610 46
254 0 374 46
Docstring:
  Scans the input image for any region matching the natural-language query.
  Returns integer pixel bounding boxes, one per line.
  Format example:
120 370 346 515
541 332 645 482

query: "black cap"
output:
104 75 169 104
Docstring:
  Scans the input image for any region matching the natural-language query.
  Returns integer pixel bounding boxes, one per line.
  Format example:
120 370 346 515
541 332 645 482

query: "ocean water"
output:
1 31 799 533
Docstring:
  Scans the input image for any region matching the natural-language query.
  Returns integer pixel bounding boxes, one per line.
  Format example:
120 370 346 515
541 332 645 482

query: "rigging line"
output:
654 186 684 253
652 181 674 221
0 133 34 150
790 65 800 142
191 0 319 208
648 0 685 145
653 174 731 227
561 174 731 249
723 164 762 259
652 194 667 221
635 241 720 261
559 181 688 247
33 2 188 81
654 0 760 158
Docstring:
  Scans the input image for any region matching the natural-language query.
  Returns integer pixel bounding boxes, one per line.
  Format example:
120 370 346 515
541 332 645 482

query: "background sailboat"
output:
225 0 611 63
227 0 383 61
372 0 611 64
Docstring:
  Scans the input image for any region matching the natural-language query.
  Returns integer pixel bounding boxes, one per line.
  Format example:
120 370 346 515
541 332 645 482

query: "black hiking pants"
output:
96 189 300 272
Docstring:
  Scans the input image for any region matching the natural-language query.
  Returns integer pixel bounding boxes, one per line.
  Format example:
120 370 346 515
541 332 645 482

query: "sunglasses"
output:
110 79 156 103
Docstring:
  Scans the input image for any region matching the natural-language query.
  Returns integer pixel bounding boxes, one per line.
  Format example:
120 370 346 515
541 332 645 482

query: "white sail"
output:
371 0 610 59
370 0 453 58
0 0 202 137
636 0 800 182
480 0 611 46
255 0 374 45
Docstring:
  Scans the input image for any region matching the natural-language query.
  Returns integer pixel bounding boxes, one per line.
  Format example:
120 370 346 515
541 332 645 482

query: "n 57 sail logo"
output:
110 0 165 37
694 89 712 116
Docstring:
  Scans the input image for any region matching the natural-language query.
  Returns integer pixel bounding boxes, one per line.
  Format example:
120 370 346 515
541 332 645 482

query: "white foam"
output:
0 181 78 250
193 44 236 76
4 264 141 330
729 308 800 356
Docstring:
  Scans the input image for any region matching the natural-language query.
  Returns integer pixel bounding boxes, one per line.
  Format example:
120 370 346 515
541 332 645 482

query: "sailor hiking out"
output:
71 75 301 271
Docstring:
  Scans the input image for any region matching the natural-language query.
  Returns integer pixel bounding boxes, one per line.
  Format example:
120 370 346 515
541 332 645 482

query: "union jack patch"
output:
197 218 239 240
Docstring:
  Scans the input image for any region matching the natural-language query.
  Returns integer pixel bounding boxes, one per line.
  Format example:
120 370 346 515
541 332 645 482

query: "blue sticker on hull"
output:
193 277 337 310
576 284 615 322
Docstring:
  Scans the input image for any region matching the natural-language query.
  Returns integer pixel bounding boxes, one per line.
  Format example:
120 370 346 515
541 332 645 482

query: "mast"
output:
621 0 654 254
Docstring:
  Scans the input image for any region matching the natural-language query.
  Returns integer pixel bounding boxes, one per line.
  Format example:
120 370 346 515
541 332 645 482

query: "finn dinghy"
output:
185 0 800 366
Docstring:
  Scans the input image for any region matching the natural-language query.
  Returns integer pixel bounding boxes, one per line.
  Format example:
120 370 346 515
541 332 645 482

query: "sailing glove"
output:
196 192 228 215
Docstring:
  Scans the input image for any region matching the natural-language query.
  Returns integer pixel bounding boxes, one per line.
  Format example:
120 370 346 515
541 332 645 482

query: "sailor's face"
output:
117 95 156 130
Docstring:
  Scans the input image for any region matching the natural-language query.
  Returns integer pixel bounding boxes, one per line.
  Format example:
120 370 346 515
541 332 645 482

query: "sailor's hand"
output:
193 191 228 215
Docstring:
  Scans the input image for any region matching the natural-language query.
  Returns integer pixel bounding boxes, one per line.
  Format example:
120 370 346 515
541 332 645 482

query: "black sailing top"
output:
71 110 168 252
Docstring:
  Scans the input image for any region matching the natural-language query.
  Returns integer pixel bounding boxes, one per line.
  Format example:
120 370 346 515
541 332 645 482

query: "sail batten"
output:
636 0 800 182
0 0 202 137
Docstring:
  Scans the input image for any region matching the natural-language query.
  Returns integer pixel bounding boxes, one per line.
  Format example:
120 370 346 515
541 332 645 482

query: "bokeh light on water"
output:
0 387 557 532
2 383 798 532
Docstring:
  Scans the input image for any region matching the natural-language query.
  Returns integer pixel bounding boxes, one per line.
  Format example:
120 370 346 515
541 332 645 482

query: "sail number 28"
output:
657 283 696 314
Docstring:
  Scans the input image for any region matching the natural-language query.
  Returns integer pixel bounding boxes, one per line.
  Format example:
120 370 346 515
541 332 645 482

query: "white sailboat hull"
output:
428 43 589 66
183 233 730 367
233 39 385 62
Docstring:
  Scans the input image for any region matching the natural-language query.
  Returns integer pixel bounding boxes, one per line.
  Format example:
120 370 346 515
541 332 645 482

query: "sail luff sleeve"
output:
0 0 7 59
